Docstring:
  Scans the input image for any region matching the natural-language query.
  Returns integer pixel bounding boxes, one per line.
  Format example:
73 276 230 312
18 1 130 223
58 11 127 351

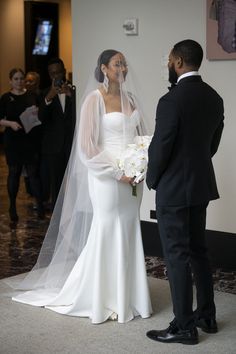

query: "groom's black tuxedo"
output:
146 75 224 330
146 75 224 205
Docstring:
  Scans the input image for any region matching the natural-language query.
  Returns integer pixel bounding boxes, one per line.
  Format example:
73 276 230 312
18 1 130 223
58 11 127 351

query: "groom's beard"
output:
168 65 178 85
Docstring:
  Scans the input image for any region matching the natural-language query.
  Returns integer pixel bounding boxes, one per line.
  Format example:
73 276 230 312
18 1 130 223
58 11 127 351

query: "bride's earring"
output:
103 72 109 93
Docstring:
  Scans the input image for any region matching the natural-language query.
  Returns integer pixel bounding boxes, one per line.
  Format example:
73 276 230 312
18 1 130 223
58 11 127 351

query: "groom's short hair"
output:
172 39 203 69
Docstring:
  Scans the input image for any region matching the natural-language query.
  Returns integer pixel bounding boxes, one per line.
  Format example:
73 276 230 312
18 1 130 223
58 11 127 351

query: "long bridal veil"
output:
5 50 150 296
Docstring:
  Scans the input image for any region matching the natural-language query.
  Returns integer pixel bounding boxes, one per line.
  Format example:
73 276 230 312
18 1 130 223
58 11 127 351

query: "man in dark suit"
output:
39 58 75 209
146 40 224 345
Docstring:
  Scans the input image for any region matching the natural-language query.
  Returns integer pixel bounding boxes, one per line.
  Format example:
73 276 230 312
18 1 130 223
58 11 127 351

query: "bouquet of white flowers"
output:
118 135 152 196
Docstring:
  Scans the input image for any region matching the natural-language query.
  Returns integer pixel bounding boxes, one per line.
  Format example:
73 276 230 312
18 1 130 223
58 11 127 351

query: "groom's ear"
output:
176 56 184 69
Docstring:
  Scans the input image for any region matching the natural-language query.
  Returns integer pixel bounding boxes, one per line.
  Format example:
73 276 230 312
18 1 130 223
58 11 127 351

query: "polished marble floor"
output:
0 149 50 279
145 256 236 295
0 149 235 294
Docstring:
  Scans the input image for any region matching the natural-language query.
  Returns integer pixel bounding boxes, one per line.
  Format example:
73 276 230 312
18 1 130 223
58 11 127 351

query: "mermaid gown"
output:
13 111 152 324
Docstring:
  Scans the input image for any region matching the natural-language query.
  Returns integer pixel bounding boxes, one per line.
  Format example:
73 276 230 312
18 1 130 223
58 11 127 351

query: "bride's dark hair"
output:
94 49 120 82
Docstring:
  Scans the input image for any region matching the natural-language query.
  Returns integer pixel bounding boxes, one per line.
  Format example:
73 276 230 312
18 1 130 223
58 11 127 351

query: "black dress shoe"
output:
146 324 198 345
196 318 218 333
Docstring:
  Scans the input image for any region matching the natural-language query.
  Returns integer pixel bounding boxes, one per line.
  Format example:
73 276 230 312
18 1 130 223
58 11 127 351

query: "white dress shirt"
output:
177 71 199 83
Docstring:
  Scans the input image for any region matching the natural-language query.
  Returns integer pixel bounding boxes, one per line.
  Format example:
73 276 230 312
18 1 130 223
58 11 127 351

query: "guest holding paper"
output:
0 68 44 222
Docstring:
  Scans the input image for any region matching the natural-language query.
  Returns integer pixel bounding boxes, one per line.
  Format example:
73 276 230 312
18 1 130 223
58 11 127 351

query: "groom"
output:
146 39 224 345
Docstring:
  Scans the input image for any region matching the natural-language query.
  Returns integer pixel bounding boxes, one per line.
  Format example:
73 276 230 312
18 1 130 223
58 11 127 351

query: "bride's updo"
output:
94 49 120 82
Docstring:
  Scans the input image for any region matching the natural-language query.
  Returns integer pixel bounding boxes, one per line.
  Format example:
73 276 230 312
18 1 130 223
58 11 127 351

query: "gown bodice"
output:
100 110 139 157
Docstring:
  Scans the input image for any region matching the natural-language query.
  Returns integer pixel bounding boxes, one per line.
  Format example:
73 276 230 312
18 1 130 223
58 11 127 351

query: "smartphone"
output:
54 78 65 87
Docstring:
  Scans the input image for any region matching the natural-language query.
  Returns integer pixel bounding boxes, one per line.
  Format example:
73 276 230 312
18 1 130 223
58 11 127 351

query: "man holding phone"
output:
39 58 76 209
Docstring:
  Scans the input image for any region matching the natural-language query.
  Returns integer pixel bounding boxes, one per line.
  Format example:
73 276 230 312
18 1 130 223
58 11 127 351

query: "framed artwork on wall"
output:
206 0 236 60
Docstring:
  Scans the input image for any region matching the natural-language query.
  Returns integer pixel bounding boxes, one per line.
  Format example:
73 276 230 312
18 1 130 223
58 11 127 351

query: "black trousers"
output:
156 203 215 330
44 149 70 209
7 163 42 207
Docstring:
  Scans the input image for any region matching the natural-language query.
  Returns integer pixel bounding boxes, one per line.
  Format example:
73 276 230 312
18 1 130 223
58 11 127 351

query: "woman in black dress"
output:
0 68 44 222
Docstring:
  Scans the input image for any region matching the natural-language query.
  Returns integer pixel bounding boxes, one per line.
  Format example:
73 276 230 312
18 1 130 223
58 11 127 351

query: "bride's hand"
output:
120 175 135 185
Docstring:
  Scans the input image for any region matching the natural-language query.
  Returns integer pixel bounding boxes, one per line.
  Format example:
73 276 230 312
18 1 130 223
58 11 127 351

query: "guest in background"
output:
23 71 41 197
0 68 44 222
39 58 76 209
25 71 41 96
24 71 51 205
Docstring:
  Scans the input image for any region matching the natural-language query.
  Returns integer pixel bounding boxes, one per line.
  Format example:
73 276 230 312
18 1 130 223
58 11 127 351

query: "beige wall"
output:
0 0 72 93
59 0 72 76
0 0 25 93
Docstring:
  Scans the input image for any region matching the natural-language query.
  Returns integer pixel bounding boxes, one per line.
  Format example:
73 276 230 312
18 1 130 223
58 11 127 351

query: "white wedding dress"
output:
13 110 152 324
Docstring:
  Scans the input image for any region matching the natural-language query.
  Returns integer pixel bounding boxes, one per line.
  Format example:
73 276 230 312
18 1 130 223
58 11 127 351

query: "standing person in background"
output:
25 71 51 206
0 68 44 222
146 39 224 345
25 71 41 96
23 71 42 198
39 58 75 209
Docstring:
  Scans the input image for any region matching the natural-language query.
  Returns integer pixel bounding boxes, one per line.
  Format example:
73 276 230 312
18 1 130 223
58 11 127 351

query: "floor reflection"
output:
0 149 50 279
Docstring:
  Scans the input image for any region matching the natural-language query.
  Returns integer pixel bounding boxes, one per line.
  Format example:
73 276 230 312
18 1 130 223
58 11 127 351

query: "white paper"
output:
19 105 41 133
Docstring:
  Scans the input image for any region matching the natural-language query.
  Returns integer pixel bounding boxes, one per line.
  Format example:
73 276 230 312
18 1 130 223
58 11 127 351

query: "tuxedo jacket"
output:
38 88 76 155
146 75 224 206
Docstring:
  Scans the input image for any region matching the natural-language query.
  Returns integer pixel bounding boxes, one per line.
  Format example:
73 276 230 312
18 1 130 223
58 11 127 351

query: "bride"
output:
10 49 152 324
